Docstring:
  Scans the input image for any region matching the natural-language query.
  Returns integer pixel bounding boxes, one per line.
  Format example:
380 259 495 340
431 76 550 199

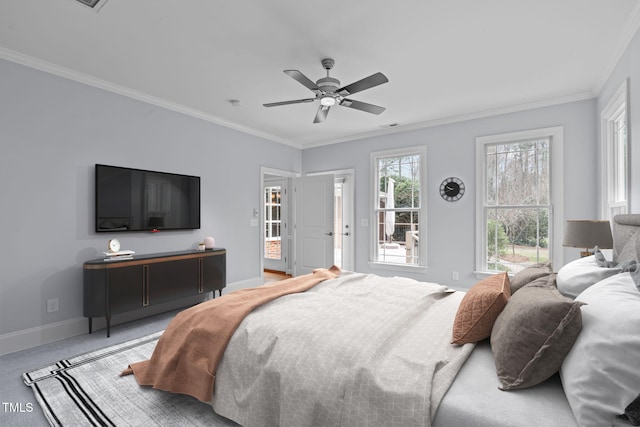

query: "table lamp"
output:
563 220 613 257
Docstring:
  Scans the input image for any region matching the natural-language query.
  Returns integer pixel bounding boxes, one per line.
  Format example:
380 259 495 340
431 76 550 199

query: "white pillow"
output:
556 255 621 298
560 273 640 427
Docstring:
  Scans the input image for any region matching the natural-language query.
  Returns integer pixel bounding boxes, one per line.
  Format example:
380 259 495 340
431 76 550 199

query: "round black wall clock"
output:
440 177 465 202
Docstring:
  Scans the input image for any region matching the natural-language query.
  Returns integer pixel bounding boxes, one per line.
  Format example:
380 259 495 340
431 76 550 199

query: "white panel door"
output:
294 174 334 276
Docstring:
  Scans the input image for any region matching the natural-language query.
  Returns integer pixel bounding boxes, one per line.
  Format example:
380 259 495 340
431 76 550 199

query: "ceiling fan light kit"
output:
264 58 388 123
320 95 336 106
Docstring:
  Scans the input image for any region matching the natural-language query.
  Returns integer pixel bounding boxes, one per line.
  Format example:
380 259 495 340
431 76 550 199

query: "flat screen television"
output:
95 164 201 232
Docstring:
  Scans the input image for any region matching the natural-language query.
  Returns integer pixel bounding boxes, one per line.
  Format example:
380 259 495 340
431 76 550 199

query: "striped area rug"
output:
23 331 238 426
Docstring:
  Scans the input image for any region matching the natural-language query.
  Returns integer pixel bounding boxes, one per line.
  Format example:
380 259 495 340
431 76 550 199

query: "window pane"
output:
486 147 497 205
265 235 281 260
536 139 550 204
486 208 504 271
613 112 627 203
377 155 420 209
486 207 549 273
376 209 419 265
271 222 280 238
488 139 549 206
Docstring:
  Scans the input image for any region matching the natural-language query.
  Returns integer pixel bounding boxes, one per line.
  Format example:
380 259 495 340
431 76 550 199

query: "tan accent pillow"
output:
451 273 510 345
491 282 584 390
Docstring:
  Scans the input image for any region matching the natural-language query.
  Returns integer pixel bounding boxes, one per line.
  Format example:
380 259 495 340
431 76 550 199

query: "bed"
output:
128 214 640 427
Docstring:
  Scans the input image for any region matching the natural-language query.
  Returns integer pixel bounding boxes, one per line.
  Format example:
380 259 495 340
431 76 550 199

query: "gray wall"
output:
302 26 640 289
0 58 302 337
302 99 598 289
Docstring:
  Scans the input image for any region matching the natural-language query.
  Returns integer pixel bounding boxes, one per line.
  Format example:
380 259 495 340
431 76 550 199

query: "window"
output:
600 80 629 221
264 185 282 260
370 146 427 270
476 127 564 274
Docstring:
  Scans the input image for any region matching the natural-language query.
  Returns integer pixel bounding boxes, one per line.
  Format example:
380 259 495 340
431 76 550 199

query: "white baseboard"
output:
224 276 262 293
0 317 89 356
0 277 261 356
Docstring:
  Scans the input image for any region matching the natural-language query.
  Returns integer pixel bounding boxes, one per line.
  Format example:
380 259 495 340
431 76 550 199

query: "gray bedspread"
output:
211 271 475 427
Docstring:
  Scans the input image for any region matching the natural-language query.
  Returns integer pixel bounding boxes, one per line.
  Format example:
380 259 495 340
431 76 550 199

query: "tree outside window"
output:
484 139 551 273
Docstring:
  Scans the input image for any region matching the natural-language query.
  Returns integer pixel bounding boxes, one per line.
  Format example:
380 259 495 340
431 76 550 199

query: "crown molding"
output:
592 2 640 95
0 47 300 148
0 46 601 151
299 91 595 149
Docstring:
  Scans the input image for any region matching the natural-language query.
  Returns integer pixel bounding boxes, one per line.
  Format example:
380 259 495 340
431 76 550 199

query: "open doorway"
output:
260 167 354 280
263 177 288 273
261 167 298 279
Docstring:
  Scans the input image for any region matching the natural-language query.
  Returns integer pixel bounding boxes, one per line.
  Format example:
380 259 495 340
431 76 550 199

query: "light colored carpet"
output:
0 309 239 426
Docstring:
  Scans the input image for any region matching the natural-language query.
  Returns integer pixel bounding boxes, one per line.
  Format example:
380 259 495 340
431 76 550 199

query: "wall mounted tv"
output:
95 164 201 232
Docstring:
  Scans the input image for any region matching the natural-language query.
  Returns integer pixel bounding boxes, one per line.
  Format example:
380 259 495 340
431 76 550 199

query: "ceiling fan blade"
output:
337 72 388 96
263 98 316 107
284 70 320 92
340 98 385 115
313 105 330 123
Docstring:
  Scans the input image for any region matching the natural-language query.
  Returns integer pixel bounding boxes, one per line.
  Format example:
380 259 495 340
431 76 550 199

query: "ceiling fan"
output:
263 58 389 123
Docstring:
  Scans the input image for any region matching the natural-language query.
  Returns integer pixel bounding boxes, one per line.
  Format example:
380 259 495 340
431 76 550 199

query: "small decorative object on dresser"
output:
204 236 215 249
108 238 120 253
103 239 134 261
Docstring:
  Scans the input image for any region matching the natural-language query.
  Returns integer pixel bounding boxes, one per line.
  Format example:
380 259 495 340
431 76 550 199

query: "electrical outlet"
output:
47 298 59 313
452 271 460 281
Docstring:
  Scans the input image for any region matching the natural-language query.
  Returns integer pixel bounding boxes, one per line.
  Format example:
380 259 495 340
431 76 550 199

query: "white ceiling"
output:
1 0 639 149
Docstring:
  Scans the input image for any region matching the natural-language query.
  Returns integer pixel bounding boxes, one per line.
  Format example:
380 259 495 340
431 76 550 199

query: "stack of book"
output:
102 250 135 261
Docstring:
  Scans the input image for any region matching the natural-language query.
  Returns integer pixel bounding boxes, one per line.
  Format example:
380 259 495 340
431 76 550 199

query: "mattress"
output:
433 340 578 427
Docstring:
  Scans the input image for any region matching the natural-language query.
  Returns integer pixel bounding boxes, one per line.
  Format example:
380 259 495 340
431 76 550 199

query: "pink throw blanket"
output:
121 266 340 402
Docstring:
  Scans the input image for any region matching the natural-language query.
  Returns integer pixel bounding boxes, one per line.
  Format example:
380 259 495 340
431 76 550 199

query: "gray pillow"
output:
509 261 553 294
618 231 640 264
594 245 616 267
491 282 584 390
622 393 640 426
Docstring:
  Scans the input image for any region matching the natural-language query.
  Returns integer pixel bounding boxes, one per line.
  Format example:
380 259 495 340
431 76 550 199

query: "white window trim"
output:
369 145 428 273
600 79 629 221
475 126 564 277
